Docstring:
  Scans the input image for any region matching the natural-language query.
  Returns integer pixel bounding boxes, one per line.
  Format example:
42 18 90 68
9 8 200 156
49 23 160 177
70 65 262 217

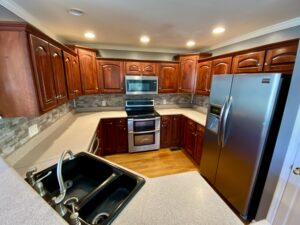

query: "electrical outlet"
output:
163 99 167 105
101 100 107 106
28 124 39 137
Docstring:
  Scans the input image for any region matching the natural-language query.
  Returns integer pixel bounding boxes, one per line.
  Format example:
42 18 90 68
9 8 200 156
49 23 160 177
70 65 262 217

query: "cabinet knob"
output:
257 63 261 66
37 46 44 51
52 53 58 57
265 62 268 66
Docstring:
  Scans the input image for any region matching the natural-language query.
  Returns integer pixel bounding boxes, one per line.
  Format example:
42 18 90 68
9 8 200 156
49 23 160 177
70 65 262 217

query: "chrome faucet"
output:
52 150 75 216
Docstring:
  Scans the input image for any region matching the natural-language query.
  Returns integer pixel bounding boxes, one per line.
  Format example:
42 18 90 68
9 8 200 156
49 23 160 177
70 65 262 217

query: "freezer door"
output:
200 75 233 184
214 73 282 218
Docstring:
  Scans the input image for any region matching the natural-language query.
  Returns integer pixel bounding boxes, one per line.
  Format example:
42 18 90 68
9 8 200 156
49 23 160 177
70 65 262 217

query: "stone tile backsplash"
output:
193 95 209 107
0 103 71 158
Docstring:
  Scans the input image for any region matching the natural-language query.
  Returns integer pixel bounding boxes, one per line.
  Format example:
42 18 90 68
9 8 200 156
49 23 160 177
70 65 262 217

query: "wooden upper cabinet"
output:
212 57 232 75
77 48 99 94
264 44 298 73
72 56 83 96
63 52 75 100
49 44 68 104
125 61 156 75
178 55 199 93
98 60 125 93
232 51 265 74
195 61 212 96
158 63 179 93
29 35 58 112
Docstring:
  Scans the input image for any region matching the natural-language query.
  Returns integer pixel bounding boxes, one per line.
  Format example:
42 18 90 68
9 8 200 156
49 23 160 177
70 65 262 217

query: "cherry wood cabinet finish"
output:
49 44 68 104
194 124 205 165
72 56 83 96
98 60 125 93
101 118 128 155
29 34 58 112
160 116 173 148
183 118 196 156
264 44 298 73
178 55 199 93
172 115 182 146
0 31 40 117
195 61 212 96
63 52 76 100
125 61 156 75
77 48 99 94
232 51 265 74
158 63 179 93
212 57 232 75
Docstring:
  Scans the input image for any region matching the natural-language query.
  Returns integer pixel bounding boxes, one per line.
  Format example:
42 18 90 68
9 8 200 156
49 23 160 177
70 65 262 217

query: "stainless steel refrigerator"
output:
200 73 289 220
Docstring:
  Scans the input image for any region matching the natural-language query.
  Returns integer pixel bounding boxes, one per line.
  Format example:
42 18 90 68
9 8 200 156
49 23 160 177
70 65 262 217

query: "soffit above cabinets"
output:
1 0 300 53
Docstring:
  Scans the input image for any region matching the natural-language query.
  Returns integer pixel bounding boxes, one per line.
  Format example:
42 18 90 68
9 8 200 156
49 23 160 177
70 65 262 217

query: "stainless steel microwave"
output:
125 75 158 95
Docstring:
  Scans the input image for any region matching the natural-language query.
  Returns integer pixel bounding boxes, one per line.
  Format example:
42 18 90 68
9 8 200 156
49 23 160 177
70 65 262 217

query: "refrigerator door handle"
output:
218 97 228 146
221 96 232 148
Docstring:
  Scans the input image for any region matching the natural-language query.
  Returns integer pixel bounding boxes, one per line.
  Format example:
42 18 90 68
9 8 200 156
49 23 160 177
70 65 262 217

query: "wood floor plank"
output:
104 148 199 178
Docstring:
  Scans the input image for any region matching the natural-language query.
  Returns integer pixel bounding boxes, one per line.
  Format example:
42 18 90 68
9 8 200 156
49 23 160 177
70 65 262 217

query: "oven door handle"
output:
128 129 160 134
128 117 160 122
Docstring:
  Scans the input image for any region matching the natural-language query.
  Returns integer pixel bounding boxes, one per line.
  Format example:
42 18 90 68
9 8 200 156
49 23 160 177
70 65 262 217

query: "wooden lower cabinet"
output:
97 118 128 156
160 115 182 148
194 124 205 164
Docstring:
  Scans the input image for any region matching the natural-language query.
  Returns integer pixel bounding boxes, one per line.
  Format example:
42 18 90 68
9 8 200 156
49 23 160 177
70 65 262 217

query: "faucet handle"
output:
64 197 81 225
26 167 37 186
64 197 79 212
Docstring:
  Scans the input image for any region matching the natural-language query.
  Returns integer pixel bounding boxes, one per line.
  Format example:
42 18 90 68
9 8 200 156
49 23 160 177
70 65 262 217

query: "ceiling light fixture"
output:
84 32 95 39
68 8 84 16
186 40 196 47
140 35 150 44
212 27 225 34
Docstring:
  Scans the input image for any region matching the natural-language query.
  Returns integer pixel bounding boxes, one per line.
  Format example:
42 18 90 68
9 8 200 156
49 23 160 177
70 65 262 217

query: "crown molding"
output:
202 17 300 52
0 0 62 42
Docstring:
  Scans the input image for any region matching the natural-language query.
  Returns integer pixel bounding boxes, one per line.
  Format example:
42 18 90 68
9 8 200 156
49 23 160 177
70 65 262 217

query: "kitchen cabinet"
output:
29 34 58 112
77 48 99 94
232 51 265 73
183 118 196 156
263 44 298 73
194 124 205 164
100 118 128 156
158 63 179 93
98 60 125 93
178 55 199 93
160 115 182 148
49 44 68 104
125 61 156 75
195 61 212 95
63 52 82 100
212 57 232 75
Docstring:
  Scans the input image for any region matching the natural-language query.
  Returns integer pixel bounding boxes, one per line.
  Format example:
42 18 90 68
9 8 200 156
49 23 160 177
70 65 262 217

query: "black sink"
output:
26 152 145 225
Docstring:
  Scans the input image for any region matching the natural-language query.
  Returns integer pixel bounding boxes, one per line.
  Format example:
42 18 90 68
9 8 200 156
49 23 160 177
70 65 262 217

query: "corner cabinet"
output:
158 63 179 93
195 61 212 96
77 48 99 94
97 60 125 93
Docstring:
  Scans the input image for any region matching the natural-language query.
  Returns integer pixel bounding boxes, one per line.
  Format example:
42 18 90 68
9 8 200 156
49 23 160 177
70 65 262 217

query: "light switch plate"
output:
28 124 39 137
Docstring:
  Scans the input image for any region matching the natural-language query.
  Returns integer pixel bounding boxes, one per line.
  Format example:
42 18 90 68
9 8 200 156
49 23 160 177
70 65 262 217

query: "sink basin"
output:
26 152 145 224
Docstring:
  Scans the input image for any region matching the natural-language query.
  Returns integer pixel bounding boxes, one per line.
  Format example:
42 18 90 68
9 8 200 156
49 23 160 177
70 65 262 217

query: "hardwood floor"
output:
104 148 199 178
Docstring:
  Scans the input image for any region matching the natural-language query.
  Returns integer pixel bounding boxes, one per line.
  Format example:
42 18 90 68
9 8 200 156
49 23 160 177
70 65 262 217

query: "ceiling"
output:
1 0 300 52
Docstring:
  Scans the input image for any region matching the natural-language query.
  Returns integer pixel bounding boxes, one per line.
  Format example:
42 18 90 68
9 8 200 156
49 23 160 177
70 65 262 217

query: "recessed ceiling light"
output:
68 8 84 16
140 35 150 44
84 32 95 39
213 27 225 34
186 40 196 47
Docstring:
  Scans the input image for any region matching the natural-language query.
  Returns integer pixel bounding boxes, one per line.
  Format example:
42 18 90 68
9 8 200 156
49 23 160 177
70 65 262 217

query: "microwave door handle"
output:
221 96 232 148
218 97 228 146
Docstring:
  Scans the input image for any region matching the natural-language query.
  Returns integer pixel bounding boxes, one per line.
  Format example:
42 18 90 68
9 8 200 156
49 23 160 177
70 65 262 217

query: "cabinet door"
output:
184 118 196 156
142 62 156 75
179 55 198 93
125 61 142 75
72 56 83 96
114 118 128 153
77 48 99 94
195 61 212 96
172 115 182 146
212 57 232 75
180 116 186 147
98 60 125 93
232 51 265 74
194 124 205 164
264 44 298 73
158 63 178 93
63 52 75 100
49 44 68 104
101 119 116 155
29 35 57 112
160 116 173 148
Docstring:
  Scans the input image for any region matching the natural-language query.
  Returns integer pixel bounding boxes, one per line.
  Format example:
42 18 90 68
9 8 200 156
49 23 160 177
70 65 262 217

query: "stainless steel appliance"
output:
125 75 158 95
126 99 160 153
200 73 290 220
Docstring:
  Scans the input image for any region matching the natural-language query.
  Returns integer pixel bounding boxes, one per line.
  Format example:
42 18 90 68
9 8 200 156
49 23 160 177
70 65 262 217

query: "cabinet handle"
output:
53 53 58 57
257 63 261 66
96 87 99 91
265 62 268 66
37 46 44 51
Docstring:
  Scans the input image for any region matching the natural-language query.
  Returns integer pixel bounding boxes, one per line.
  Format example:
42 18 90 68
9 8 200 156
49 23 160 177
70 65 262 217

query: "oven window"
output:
134 133 155 146
134 120 155 132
